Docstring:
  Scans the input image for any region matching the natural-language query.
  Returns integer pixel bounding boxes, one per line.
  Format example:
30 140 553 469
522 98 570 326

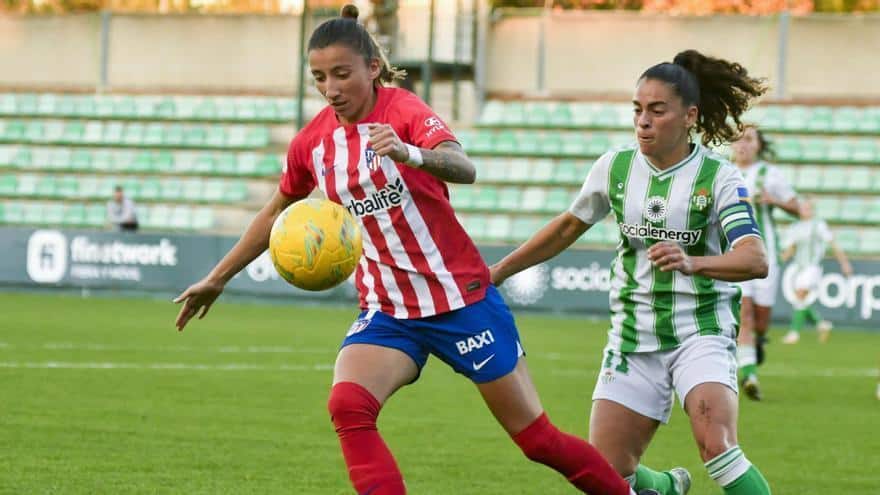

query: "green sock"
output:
635 465 677 495
722 465 772 495
806 306 823 325
790 308 807 332
740 363 758 380
706 447 771 495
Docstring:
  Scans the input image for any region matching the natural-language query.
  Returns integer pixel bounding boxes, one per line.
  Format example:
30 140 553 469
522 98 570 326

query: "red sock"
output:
513 413 631 495
328 382 406 495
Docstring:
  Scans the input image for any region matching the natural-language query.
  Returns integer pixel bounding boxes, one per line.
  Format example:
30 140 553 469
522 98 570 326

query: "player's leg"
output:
329 312 428 495
422 286 636 495
783 288 810 344
751 264 779 366
736 295 761 400
673 335 770 495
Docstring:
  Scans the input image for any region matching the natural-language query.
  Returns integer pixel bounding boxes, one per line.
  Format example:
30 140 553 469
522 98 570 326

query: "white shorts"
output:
592 335 739 423
793 265 822 292
740 261 780 307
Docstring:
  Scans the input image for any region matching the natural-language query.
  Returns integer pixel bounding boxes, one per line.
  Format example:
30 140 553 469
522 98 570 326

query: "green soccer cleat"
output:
742 374 762 401
669 467 692 495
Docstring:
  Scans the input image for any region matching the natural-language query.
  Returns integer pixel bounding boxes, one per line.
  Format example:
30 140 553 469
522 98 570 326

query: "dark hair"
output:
640 49 768 146
744 123 775 161
307 4 405 86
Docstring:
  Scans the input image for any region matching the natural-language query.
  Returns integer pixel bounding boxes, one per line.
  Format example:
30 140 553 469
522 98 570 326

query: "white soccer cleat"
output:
817 320 833 343
669 467 692 495
742 374 762 401
782 330 800 344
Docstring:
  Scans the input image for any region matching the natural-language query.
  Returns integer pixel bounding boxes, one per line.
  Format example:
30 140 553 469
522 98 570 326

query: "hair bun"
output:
340 4 359 20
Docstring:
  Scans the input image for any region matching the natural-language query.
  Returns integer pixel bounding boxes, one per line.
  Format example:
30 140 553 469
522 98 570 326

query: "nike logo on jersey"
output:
472 354 495 371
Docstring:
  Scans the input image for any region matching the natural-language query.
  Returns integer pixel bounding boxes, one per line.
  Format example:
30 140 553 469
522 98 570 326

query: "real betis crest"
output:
692 188 711 211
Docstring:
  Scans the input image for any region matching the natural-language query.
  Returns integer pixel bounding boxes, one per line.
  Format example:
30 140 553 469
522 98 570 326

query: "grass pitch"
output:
1 292 877 494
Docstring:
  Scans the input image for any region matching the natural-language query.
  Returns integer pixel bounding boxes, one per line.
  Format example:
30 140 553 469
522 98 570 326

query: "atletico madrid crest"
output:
365 146 382 171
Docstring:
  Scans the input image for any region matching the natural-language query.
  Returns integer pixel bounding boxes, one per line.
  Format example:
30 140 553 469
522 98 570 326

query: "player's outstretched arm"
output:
173 189 300 331
780 244 796 263
830 240 853 277
648 236 768 282
490 212 590 286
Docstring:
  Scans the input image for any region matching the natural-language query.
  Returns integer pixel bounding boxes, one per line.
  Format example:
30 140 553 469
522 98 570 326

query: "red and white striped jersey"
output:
279 87 489 319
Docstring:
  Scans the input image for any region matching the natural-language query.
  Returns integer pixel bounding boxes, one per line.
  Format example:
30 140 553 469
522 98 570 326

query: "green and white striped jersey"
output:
738 161 796 264
784 219 833 269
570 144 761 353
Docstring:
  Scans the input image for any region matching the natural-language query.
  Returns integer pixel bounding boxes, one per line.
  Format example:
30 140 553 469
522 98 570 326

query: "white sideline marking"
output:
0 361 334 371
0 342 333 354
550 367 880 378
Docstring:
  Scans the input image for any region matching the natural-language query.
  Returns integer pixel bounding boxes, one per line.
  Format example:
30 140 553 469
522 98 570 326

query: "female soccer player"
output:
173 6 650 495
730 125 799 400
491 50 773 495
780 197 852 344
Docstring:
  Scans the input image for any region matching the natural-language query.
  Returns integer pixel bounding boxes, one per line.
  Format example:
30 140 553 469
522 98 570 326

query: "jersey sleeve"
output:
396 92 457 150
781 222 800 249
818 220 834 243
279 133 317 198
568 152 612 225
767 166 796 203
714 167 762 249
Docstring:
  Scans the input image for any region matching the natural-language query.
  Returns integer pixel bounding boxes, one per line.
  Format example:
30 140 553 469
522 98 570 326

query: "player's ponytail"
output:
307 4 406 86
641 50 767 146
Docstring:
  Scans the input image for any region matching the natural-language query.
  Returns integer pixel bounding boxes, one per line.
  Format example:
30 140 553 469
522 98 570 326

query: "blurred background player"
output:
780 197 852 344
106 185 139 232
173 5 648 495
730 125 799 401
491 50 772 495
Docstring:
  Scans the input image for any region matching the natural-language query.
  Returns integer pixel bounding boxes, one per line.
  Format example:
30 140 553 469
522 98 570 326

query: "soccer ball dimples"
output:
269 199 363 291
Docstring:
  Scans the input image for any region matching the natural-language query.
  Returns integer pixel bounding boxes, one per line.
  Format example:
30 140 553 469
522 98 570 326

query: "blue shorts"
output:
341 285 524 383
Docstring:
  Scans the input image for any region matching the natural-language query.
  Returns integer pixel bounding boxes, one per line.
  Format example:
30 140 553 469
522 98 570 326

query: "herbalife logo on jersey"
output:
346 177 407 217
619 223 702 246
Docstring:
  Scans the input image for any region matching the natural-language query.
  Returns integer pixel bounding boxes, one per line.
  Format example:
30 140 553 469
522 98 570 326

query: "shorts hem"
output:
591 394 670 424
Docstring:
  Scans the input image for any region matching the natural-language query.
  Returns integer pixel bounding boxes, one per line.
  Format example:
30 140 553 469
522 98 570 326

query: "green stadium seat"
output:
815 197 841 223
507 158 531 183
856 109 880 134
0 175 16 195
165 124 185 147
48 148 71 171
63 204 85 226
826 140 850 162
191 154 215 175
95 97 114 118
235 153 259 176
479 101 504 126
160 179 183 201
191 208 215 230
586 133 611 157
525 104 551 127
247 127 271 148
137 178 160 201
580 221 606 244
123 123 144 146
545 188 570 213
54 95 76 116
0 201 24 223
472 186 499 210
497 187 522 211
113 96 137 119
16 94 39 115
0 146 13 167
759 106 784 130
807 107 833 133
837 197 866 224
552 159 583 185
486 215 513 241
76 177 99 199
182 179 203 202
23 202 43 224
776 164 797 186
843 167 872 193
169 206 193 230
44 202 64 225
493 131 517 154
570 103 598 128
549 104 573 128
155 98 175 119
502 102 526 126
24 121 45 143
450 185 476 210
831 107 860 133
58 121 82 145
184 126 206 147
56 176 78 198
255 99 280 121
85 204 105 227
529 158 555 184
2 120 26 141
560 133 587 157
521 187 546 212
538 132 563 157
469 129 494 154
206 126 226 147
483 157 510 183
12 148 32 168
143 123 164 146
783 106 811 132
800 139 827 162
216 153 241 176
16 175 38 197
858 229 880 255
821 167 847 192
851 140 877 163
89 150 113 172
508 216 544 241
141 204 167 229
36 94 57 116
516 131 540 156
75 95 96 117
0 95 15 116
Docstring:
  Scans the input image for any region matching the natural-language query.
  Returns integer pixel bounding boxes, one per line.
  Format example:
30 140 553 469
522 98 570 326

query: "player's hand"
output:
173 278 225 331
842 262 853 277
367 123 410 163
647 241 694 275
759 189 777 206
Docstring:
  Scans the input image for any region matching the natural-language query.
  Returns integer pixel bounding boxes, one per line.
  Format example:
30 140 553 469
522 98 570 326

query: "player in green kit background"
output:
730 125 799 401
491 50 774 495
779 197 852 344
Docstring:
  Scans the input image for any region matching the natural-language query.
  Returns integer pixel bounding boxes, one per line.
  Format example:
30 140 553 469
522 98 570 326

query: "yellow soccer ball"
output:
268 198 363 291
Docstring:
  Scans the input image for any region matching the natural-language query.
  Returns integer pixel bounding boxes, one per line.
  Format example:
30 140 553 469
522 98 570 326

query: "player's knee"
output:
696 435 735 462
327 381 381 432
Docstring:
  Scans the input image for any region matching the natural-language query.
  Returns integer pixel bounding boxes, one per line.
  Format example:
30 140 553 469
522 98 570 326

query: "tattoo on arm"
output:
418 142 476 184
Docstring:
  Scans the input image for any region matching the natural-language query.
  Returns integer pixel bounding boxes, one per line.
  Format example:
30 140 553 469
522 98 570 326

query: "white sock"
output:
737 345 757 369
705 445 752 487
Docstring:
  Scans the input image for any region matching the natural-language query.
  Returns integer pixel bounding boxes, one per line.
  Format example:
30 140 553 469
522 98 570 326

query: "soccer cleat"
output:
638 490 662 495
782 330 800 344
668 467 692 495
817 320 833 343
742 374 762 401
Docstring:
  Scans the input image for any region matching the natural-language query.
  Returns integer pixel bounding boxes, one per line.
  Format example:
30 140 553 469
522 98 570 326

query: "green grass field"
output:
1 292 878 494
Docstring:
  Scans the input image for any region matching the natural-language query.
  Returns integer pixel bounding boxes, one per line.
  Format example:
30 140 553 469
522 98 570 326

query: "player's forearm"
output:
493 213 588 283
208 191 297 285
691 236 768 282
832 244 852 273
417 147 476 184
775 197 800 216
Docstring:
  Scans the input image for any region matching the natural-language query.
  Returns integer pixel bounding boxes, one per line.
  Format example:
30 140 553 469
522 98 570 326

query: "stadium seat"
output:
507 158 532 183
851 140 877 163
529 158 555 184
560 133 587 157
521 187 546 212
774 137 801 162
63 204 86 226
486 214 513 241
859 229 880 255
497 187 522 211
796 166 823 191
472 186 499 211
483 157 510 183
85 204 105 227
544 188 571 213
837 197 867 224
552 160 583 185
0 174 16 195
0 201 24 223
191 208 215 230
508 216 545 241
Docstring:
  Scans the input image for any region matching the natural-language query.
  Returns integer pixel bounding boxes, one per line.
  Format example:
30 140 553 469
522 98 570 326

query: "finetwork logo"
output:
27 230 68 283
503 264 549 306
